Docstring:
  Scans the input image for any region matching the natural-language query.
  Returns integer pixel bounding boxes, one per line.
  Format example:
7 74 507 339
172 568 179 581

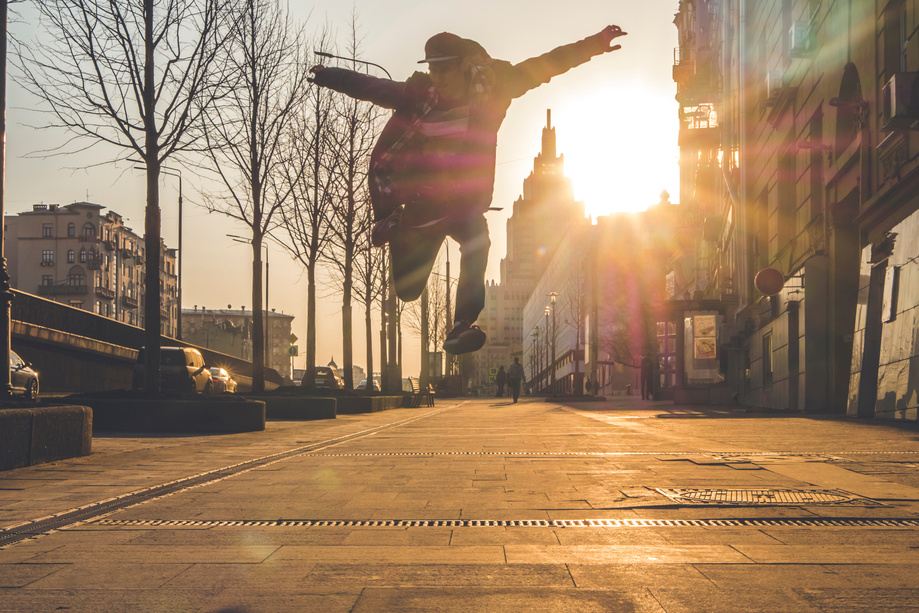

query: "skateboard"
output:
443 326 487 355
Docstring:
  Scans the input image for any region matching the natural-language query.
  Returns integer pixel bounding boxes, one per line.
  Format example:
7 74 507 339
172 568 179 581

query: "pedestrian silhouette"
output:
506 357 525 403
640 354 653 400
495 365 507 397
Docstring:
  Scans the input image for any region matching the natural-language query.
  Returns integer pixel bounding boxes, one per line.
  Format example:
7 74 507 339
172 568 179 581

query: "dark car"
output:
9 350 39 400
133 347 212 394
301 366 343 389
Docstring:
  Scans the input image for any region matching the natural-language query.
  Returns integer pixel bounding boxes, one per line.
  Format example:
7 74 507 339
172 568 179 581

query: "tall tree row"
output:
17 0 387 389
18 0 239 393
200 0 311 392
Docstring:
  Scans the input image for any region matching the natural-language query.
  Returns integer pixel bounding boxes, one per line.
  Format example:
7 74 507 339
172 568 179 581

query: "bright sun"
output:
551 81 680 217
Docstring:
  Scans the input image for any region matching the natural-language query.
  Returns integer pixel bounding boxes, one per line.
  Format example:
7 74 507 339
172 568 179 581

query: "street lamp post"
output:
548 292 558 392
544 306 551 393
532 327 539 395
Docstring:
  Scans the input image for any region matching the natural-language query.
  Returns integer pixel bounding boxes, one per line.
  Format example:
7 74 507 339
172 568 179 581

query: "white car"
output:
357 378 381 391
209 367 238 393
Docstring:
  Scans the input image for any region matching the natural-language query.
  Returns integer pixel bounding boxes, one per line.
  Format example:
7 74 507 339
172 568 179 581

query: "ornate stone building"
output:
4 202 178 336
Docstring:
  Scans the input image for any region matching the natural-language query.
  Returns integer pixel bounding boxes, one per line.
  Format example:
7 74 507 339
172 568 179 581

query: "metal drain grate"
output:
656 488 883 506
92 517 919 529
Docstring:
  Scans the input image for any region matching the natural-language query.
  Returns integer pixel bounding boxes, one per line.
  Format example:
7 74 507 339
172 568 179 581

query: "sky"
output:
5 0 680 378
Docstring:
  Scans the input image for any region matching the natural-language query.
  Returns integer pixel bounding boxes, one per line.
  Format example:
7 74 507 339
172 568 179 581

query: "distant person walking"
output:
495 365 507 397
309 25 627 357
640 354 654 400
584 377 592 396
506 357 525 403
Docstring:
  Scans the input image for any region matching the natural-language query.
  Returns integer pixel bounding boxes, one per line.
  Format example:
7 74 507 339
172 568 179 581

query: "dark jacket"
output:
507 361 525 381
312 32 611 221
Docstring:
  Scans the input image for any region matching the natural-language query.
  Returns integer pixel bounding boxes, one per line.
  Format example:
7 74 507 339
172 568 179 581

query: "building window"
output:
82 223 95 238
42 223 52 237
763 332 774 386
69 300 83 309
67 223 75 237
79 248 87 263
42 249 54 264
67 249 75 263
42 275 52 286
68 273 85 286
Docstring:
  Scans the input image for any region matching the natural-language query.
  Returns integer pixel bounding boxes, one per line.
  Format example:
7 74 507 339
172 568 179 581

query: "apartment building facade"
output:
673 0 919 420
4 202 178 336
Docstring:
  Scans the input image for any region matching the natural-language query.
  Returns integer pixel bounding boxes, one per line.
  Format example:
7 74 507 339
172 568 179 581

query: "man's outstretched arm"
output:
505 25 628 98
309 65 408 110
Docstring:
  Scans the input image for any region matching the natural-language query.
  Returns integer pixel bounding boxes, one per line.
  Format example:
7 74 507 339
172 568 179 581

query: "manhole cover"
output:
656 488 883 506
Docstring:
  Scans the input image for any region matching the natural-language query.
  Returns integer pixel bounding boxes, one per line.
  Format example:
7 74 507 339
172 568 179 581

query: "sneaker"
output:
371 205 404 247
443 321 487 355
445 319 471 342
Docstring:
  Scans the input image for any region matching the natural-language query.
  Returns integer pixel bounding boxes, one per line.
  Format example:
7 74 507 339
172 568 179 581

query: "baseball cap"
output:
419 32 482 63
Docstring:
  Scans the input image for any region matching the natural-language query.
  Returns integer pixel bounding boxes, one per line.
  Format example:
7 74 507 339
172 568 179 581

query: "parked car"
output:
357 378 381 391
9 350 39 400
208 367 237 393
301 366 343 389
132 347 212 394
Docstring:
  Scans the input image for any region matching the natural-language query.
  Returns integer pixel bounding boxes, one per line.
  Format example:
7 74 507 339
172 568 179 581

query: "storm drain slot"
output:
0 405 453 549
92 517 919 529
656 488 883 506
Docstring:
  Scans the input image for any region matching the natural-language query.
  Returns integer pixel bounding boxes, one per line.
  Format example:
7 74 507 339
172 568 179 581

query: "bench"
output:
408 376 435 407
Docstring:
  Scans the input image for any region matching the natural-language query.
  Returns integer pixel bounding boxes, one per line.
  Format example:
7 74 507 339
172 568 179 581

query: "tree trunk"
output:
142 0 161 394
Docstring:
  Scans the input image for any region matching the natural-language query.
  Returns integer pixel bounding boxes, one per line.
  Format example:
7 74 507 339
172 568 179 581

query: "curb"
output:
0 405 92 471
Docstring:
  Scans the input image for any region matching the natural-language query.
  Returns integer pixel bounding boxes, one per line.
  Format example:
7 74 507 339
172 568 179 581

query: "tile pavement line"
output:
0 402 462 550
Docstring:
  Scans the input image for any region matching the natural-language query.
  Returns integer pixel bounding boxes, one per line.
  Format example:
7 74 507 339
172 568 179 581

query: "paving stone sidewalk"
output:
2 396 919 612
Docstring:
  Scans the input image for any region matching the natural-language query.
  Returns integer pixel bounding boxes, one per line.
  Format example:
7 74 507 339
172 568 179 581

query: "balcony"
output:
86 257 103 270
95 285 115 300
79 235 99 243
38 284 88 297
103 240 115 251
121 295 138 309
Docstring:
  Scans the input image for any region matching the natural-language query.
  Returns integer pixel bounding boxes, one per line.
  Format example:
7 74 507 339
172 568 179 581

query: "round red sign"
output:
754 267 785 296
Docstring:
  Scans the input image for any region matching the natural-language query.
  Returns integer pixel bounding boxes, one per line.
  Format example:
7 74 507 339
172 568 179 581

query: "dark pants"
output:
508 378 521 402
640 373 652 400
389 213 490 324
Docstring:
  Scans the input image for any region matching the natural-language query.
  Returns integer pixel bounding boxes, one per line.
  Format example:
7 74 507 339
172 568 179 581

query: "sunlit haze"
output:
6 0 680 376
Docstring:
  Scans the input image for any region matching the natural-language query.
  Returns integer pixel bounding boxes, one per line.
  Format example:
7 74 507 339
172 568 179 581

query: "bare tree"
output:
323 16 380 390
17 0 237 392
352 218 385 391
198 0 310 392
278 31 336 383
403 251 449 352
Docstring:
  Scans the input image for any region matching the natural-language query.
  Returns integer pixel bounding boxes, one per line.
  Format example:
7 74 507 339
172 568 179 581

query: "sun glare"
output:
552 81 680 218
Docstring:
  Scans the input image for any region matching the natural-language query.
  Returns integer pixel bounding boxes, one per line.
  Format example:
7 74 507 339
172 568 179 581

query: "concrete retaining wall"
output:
246 396 337 420
0 406 93 471
337 396 404 414
72 398 266 434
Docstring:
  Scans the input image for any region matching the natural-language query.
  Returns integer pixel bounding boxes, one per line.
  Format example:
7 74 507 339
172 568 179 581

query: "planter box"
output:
337 396 403 414
0 405 93 471
246 395 336 420
67 397 265 433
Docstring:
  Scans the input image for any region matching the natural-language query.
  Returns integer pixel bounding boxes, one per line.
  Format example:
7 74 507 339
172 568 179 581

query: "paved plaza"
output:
2 396 919 612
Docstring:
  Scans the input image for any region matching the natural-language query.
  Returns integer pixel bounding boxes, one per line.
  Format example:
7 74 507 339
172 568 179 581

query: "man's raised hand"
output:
599 25 627 52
